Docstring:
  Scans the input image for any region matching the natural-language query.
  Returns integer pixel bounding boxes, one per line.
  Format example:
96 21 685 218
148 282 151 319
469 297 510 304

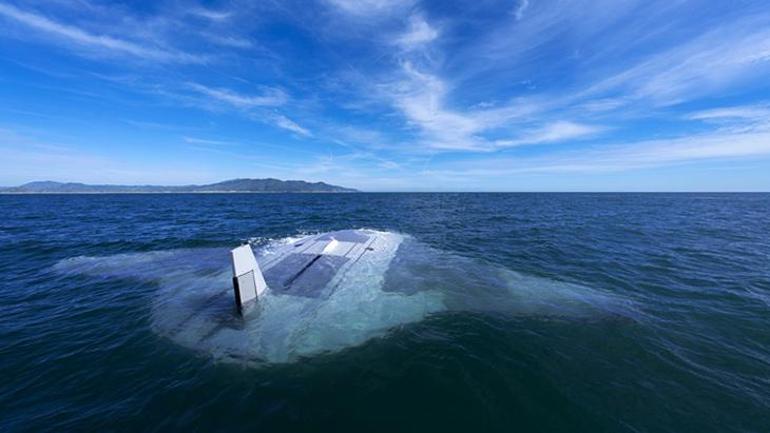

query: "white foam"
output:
382 237 632 319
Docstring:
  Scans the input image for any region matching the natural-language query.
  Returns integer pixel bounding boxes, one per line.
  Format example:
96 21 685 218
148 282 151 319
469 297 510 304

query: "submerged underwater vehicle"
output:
231 229 395 316
147 228 443 363
55 228 630 363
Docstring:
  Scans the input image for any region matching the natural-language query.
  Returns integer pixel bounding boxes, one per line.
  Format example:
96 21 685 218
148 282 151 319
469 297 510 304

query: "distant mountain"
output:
190 178 356 193
0 178 357 193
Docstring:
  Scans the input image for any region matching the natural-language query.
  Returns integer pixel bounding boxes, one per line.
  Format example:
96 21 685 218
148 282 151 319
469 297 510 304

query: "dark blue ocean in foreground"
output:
1 193 769 432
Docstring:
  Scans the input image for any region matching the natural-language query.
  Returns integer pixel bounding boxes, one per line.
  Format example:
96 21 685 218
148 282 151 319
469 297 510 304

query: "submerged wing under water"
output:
151 229 446 363
54 229 634 364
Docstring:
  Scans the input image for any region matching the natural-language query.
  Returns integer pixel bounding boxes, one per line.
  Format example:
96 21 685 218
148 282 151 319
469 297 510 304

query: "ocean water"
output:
1 193 769 432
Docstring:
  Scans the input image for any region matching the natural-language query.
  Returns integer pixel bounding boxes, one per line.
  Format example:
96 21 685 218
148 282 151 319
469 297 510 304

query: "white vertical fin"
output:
231 244 267 315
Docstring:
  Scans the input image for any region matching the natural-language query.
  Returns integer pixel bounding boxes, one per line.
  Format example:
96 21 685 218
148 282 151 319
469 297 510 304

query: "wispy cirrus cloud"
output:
386 61 596 151
391 62 486 150
182 136 234 146
187 83 287 108
2 0 770 190
581 16 770 106
185 83 311 135
0 3 204 63
272 114 312 137
447 0 770 113
684 104 770 135
325 0 415 16
687 105 770 123
372 2 770 157
188 7 232 21
429 126 770 178
494 121 603 148
200 33 254 49
394 14 438 50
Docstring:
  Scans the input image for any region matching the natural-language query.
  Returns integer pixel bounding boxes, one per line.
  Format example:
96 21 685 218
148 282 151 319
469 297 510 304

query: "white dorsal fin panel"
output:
231 244 267 314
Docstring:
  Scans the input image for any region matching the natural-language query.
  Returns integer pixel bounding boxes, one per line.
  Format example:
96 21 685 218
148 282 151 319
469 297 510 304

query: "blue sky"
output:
1 0 770 191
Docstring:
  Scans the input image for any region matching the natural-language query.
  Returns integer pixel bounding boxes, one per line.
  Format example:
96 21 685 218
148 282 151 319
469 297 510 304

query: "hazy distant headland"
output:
0 179 357 194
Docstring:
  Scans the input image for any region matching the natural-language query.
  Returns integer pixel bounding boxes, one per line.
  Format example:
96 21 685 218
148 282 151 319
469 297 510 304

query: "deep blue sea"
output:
1 193 769 433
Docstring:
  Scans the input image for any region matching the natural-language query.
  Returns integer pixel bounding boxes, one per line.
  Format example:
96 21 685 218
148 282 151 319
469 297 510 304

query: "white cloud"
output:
395 14 438 50
188 83 287 108
495 121 603 148
379 160 400 170
188 8 231 21
272 115 312 136
584 19 770 105
326 0 415 16
389 62 554 151
0 3 203 63
182 136 234 146
182 84 308 136
625 132 770 165
684 104 770 135
431 128 770 177
396 68 458 139
687 105 770 122
393 63 483 150
454 0 770 112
